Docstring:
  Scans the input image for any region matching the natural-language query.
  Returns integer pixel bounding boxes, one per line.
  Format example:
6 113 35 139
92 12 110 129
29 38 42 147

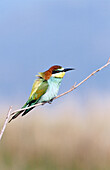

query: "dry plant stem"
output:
11 58 110 115
0 106 12 140
56 57 110 99
11 103 42 115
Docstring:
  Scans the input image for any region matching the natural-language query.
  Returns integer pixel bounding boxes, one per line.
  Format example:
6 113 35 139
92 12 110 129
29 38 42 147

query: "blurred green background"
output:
0 0 110 169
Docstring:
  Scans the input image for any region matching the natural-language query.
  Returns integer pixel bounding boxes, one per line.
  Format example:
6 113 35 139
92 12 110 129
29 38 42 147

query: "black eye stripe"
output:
52 70 59 74
52 70 64 74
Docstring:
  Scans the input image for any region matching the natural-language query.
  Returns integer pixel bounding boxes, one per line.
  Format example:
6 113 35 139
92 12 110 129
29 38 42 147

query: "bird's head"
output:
37 65 74 80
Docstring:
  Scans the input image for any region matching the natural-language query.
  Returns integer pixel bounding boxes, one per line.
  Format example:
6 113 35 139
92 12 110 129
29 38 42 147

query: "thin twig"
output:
55 57 110 99
0 106 12 141
11 57 110 115
11 103 42 115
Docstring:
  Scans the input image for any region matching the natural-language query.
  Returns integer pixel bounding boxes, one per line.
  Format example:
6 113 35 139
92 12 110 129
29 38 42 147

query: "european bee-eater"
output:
9 65 74 122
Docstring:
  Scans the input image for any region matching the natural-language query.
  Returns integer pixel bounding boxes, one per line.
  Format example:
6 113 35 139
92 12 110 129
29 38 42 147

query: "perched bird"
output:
9 65 74 122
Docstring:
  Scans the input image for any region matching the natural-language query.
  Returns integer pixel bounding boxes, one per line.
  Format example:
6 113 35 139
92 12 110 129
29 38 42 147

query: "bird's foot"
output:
41 98 55 105
48 98 54 104
42 102 47 105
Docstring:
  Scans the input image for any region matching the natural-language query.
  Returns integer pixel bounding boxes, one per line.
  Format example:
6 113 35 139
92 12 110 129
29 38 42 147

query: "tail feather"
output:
22 106 35 116
9 103 27 123
9 110 24 123
22 99 40 116
9 99 40 122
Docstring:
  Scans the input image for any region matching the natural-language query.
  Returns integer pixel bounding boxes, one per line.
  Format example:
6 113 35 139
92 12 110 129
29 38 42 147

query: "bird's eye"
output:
52 70 59 74
52 69 64 74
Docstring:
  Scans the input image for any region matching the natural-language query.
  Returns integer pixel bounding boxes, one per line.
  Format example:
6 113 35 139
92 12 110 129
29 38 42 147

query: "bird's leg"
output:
48 98 55 104
42 98 55 105
41 101 48 105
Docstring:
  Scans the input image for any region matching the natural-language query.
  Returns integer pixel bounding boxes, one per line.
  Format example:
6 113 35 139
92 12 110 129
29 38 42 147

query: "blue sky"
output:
0 0 110 105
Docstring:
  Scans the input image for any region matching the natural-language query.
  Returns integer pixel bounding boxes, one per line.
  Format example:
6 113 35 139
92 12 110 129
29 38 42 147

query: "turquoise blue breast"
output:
39 77 63 102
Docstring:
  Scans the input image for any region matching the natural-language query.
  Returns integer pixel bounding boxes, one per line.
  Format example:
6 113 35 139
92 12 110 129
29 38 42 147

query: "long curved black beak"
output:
64 68 75 72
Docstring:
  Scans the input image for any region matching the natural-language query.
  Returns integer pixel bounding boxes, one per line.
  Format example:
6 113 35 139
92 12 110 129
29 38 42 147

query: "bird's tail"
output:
9 103 28 123
9 98 40 122
21 106 35 116
21 98 40 116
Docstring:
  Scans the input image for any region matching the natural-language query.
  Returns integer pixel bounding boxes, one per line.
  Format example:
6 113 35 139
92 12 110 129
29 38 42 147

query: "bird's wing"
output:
29 78 42 99
28 78 48 104
9 78 48 122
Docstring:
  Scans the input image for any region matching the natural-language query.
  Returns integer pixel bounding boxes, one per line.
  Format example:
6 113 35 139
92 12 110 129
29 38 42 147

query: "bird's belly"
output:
39 84 59 102
39 77 62 103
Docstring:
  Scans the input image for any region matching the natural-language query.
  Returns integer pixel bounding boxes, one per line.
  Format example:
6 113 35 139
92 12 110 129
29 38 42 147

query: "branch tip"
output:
108 57 110 63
